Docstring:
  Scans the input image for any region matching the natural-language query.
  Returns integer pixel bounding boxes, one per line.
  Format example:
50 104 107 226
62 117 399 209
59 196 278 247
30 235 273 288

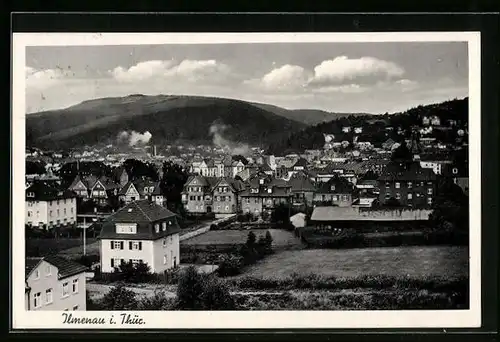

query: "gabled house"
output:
181 175 219 214
26 181 77 229
118 178 163 206
25 256 88 311
239 175 292 217
98 200 180 274
199 159 217 177
313 176 355 207
68 174 94 199
212 178 246 217
378 161 437 207
89 176 121 206
288 171 317 207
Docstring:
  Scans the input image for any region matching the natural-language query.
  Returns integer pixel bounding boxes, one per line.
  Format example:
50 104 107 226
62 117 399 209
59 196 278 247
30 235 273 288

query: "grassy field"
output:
26 238 98 257
181 228 303 248
236 246 469 279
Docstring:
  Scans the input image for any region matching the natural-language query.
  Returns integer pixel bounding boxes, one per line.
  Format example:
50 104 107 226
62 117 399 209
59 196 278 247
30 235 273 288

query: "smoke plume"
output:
209 122 251 156
117 130 152 146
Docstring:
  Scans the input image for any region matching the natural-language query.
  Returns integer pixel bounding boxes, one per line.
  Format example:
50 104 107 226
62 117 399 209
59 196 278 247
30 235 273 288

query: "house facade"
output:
378 161 437 207
181 175 219 214
288 172 316 207
25 256 87 311
98 200 181 274
211 178 245 217
26 182 77 229
119 179 164 206
313 176 355 207
239 176 292 217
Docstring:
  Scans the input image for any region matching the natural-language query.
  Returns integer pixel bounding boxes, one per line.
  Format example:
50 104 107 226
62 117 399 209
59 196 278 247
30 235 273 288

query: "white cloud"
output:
25 66 66 89
309 56 405 87
110 59 231 83
311 84 368 94
244 64 312 92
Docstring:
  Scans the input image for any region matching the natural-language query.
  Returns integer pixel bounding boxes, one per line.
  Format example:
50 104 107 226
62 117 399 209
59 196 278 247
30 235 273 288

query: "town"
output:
24 100 470 311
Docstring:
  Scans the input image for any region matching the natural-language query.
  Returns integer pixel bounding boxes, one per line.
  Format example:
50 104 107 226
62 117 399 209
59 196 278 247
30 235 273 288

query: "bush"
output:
100 284 138 310
200 275 235 310
217 254 243 276
176 266 235 310
74 255 99 268
116 261 153 283
137 291 176 310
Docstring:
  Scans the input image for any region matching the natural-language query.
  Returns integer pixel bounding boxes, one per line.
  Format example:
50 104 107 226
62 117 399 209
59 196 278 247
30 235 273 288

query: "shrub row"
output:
230 273 469 293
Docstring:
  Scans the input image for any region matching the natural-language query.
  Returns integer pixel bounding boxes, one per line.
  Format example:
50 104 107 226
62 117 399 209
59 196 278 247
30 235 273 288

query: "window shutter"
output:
110 241 114 249
129 241 132 250
110 259 114 268
139 242 142 250
120 241 124 250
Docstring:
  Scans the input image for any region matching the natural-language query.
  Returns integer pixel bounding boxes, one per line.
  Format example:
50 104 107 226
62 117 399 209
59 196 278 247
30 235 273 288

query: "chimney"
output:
153 145 157 157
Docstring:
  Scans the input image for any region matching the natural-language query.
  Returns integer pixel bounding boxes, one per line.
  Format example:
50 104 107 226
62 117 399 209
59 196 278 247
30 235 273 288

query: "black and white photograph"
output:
12 31 481 329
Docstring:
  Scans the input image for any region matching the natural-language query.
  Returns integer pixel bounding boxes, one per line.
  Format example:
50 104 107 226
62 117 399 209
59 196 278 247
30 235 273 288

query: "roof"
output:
288 172 316 192
310 207 432 222
112 166 128 179
316 176 354 194
26 181 76 201
26 256 88 280
378 161 437 182
98 200 180 240
239 187 292 198
212 177 246 192
293 158 308 168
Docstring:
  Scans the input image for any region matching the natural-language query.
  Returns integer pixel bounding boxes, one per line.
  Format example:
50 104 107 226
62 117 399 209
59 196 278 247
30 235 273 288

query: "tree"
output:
200 275 235 310
384 197 402 207
264 230 273 254
137 291 174 310
362 170 378 181
391 143 412 162
271 203 291 225
117 260 152 283
26 160 46 175
123 159 159 181
246 231 256 247
232 155 249 165
160 161 189 213
100 284 138 310
176 265 205 309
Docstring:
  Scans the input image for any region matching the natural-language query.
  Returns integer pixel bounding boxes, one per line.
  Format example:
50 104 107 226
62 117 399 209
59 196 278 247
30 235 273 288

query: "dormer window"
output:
259 179 264 185
162 222 166 231
150 186 154 192
144 187 149 193
27 192 35 198
250 188 259 194
267 188 272 194
155 223 160 233
330 185 336 191
115 223 137 234
452 168 458 174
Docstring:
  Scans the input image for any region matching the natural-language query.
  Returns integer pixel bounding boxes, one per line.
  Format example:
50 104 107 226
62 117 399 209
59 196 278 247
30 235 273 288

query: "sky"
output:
25 42 468 114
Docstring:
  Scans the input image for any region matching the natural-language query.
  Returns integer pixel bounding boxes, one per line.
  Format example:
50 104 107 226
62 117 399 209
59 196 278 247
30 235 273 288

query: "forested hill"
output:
266 98 469 155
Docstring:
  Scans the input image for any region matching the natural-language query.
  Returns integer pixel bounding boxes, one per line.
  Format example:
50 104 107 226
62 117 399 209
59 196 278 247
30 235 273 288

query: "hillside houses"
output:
68 174 120 205
118 179 164 206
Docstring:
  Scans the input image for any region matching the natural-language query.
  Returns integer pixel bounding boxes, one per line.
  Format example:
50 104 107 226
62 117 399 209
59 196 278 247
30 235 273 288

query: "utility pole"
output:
83 215 86 256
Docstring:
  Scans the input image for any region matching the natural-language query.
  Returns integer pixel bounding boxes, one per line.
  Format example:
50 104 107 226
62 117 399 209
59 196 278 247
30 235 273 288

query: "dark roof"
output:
112 166 128 180
26 181 76 201
288 172 316 192
260 162 272 172
26 256 88 280
316 176 355 194
239 187 292 198
378 161 437 182
98 200 180 240
293 158 308 168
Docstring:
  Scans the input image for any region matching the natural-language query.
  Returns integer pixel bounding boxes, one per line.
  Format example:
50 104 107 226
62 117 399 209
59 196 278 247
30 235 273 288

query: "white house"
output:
25 256 88 311
98 200 181 274
26 182 77 229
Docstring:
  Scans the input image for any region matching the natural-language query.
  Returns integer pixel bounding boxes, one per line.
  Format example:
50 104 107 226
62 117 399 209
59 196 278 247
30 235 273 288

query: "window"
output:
45 288 53 304
129 241 142 250
452 168 458 174
112 241 123 250
62 282 69 297
33 292 42 308
36 211 40 218
163 238 167 247
395 193 401 200
163 255 167 264
131 259 142 265
72 279 79 294
385 182 389 188
332 195 339 201
49 210 53 217
407 193 413 200
395 182 400 189
27 211 32 217
162 222 166 231
385 193 390 199
330 185 336 191
33 269 40 280
427 197 433 205
111 258 122 268
155 224 160 233
407 182 412 188
225 206 229 211
73 305 79 311
46 265 51 276
27 192 35 198
71 207 74 214
427 188 433 195
168 220 172 225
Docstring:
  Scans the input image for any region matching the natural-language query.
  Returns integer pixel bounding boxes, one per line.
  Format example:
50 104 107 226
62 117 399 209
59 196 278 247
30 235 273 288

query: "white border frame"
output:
12 32 481 329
